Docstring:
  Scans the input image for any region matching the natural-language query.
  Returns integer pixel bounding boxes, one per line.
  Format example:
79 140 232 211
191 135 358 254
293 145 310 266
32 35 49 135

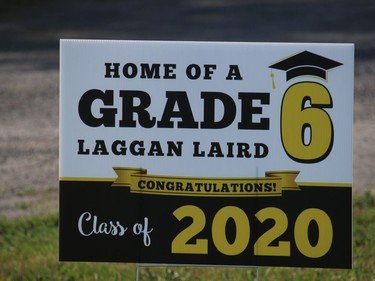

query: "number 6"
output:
281 82 333 163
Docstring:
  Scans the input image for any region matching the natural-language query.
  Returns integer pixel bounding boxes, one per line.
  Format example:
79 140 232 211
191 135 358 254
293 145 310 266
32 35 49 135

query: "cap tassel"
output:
270 70 276 89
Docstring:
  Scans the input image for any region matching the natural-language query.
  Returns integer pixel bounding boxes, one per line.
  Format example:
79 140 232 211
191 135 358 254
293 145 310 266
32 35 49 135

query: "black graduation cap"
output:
269 51 342 81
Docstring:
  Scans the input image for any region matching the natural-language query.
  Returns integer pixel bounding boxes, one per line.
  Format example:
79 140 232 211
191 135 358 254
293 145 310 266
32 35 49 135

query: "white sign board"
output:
60 40 353 268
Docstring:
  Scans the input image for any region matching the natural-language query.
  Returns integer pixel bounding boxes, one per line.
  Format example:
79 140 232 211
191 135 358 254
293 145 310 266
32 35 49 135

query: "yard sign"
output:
59 40 353 268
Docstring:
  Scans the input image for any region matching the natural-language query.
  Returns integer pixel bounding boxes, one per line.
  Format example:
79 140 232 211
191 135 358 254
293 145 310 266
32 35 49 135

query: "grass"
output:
1 192 375 281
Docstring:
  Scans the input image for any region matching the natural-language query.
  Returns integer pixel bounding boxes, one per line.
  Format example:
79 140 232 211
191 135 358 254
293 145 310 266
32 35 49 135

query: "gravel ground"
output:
0 0 374 218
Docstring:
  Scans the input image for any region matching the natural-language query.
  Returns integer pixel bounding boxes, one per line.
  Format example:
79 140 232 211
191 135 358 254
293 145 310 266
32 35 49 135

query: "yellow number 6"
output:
281 82 333 163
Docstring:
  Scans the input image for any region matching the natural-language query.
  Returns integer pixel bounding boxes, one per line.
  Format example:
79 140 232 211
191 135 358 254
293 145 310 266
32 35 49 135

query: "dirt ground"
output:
0 0 374 218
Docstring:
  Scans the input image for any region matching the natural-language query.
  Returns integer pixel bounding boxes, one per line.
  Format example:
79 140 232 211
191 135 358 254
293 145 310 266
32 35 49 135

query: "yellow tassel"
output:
270 70 276 89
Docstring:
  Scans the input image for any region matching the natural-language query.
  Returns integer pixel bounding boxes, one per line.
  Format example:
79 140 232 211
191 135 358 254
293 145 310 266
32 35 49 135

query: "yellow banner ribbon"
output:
112 167 300 197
